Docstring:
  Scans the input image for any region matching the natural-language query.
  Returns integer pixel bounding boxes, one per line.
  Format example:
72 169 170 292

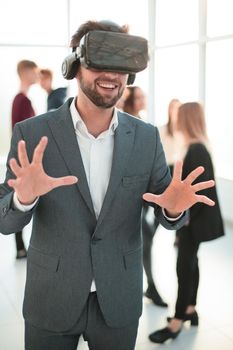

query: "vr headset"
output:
62 30 149 85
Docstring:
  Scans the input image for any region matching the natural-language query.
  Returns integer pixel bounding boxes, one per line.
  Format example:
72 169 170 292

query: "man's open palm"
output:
8 137 78 205
143 160 215 215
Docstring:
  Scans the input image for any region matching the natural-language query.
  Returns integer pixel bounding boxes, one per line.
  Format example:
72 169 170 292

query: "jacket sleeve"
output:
0 123 35 234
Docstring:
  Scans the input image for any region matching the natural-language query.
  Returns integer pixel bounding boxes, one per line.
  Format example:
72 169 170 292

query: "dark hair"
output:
70 20 129 48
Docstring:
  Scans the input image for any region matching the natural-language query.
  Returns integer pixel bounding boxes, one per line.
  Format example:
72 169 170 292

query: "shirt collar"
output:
70 97 118 138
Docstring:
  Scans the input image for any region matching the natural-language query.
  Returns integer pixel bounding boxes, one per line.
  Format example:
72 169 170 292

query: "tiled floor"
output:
0 219 233 350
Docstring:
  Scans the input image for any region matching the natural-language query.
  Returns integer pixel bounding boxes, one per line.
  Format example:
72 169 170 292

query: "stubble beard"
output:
79 74 124 109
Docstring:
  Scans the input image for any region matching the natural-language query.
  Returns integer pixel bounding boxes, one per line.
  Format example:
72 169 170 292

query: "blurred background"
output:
0 1 233 349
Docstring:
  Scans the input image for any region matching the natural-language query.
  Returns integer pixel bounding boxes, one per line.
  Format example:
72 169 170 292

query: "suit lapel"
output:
47 100 95 217
94 113 136 234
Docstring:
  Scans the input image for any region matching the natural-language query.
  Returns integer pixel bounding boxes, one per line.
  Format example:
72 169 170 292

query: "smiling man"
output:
0 20 215 350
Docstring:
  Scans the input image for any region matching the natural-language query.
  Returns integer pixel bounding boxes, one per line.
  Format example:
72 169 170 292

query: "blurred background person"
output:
159 99 183 175
122 86 146 119
122 86 168 307
11 59 38 259
159 98 184 247
149 102 225 344
39 68 67 111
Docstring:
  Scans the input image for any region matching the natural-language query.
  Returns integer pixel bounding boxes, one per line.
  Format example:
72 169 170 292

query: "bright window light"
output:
0 0 68 45
207 0 233 37
155 0 198 46
70 0 148 39
206 39 233 178
154 44 199 126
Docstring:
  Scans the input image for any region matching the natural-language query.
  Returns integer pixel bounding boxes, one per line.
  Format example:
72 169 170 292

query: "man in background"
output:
39 68 67 111
11 59 38 259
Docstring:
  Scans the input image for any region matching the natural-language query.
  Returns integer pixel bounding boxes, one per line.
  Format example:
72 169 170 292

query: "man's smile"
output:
96 80 118 91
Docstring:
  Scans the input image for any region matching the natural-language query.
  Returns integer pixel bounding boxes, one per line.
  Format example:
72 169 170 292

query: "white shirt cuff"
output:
162 207 184 221
13 192 38 212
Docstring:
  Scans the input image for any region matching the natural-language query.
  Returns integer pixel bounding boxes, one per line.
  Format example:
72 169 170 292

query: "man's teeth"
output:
98 83 116 89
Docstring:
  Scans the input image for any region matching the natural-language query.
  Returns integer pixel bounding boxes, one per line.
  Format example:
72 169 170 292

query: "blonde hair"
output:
17 60 37 77
167 98 181 136
177 102 208 145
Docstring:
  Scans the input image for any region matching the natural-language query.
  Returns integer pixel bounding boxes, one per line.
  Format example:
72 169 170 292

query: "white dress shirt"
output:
70 98 118 220
70 98 118 291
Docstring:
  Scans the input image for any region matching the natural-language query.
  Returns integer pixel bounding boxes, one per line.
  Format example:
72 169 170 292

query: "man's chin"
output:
93 98 118 109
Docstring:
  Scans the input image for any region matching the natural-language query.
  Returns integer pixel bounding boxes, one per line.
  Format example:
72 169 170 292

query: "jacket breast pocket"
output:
122 174 149 190
27 245 60 273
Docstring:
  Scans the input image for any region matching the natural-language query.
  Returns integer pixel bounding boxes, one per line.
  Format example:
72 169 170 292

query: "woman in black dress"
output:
149 102 225 343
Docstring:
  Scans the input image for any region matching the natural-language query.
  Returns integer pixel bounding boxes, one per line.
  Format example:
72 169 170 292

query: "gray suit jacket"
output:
0 98 187 332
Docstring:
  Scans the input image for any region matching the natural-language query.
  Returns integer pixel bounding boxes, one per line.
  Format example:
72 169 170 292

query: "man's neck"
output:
19 82 31 95
76 96 115 138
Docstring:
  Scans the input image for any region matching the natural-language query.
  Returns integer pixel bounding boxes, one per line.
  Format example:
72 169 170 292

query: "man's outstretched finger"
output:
143 193 158 203
184 166 205 185
192 180 215 192
7 178 17 189
18 140 30 167
32 136 48 164
9 158 21 177
51 176 78 189
172 160 183 181
196 194 215 206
